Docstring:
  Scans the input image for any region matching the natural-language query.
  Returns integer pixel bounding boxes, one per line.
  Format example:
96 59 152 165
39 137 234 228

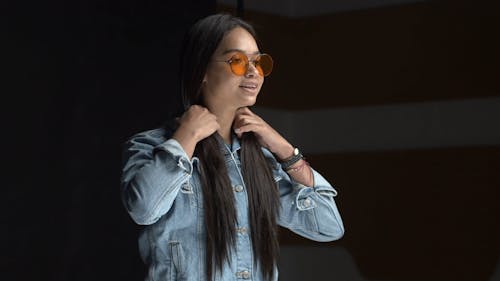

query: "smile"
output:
239 82 258 90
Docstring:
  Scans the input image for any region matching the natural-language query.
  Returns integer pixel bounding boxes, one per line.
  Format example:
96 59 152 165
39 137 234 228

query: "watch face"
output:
294 148 299 155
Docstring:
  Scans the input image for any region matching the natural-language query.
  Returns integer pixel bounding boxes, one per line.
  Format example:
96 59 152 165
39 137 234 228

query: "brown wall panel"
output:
279 146 500 281
218 1 500 110
215 2 500 280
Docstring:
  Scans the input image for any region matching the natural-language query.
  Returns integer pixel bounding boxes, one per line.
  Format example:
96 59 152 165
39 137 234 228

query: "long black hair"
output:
179 13 280 281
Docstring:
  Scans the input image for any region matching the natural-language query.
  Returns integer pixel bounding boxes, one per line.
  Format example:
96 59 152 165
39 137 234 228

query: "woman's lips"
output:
239 82 258 90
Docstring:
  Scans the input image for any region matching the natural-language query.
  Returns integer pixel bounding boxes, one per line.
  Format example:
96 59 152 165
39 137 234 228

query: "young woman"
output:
120 13 344 281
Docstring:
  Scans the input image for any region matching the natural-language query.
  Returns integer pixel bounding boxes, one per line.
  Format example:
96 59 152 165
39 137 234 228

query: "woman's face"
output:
202 27 264 113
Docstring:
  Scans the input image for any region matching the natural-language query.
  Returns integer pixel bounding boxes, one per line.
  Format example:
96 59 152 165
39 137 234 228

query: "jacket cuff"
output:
295 187 316 210
154 139 194 174
311 169 338 197
293 169 338 210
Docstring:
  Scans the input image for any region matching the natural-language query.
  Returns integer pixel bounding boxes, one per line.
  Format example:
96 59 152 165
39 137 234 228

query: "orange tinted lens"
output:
229 53 248 76
256 54 273 76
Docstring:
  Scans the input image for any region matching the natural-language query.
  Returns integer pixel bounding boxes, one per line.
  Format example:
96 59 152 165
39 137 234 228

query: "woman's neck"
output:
211 108 236 145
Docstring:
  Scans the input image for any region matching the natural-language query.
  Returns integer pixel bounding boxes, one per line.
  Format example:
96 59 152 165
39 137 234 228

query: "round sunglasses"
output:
215 51 273 77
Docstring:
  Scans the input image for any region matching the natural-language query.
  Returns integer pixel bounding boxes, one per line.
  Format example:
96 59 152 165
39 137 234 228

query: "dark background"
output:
5 1 216 280
4 0 499 280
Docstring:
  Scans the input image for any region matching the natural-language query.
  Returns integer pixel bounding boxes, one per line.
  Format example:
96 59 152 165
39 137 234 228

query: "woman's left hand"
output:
233 107 294 160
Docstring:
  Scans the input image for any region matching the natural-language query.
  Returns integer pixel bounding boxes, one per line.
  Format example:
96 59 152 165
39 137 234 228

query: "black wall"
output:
5 1 215 280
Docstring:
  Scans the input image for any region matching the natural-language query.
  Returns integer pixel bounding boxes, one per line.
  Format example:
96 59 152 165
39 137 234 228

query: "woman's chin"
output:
240 98 257 107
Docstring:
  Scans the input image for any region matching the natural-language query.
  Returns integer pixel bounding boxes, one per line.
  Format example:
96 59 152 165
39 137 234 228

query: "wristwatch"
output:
279 147 304 170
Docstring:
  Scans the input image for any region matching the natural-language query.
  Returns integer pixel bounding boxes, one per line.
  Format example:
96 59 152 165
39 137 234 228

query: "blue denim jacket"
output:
121 124 344 281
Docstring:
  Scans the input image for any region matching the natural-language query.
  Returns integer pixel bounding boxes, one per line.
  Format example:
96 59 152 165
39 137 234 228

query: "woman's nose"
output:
245 61 260 77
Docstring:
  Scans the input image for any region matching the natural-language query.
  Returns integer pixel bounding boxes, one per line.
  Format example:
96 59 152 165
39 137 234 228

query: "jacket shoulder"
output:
125 120 177 147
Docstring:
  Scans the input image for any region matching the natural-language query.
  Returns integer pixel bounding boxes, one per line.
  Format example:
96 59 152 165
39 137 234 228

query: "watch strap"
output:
279 148 304 170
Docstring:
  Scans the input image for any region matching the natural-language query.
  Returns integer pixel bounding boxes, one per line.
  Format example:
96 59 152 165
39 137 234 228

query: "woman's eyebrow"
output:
222 49 261 55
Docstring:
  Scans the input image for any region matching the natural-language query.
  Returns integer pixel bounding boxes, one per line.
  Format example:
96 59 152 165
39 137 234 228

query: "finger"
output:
234 123 262 135
233 117 259 131
211 121 221 133
191 104 205 110
233 126 253 138
234 127 242 138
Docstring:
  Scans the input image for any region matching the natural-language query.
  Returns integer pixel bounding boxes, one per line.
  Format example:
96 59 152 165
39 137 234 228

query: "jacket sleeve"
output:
120 130 195 225
274 160 345 242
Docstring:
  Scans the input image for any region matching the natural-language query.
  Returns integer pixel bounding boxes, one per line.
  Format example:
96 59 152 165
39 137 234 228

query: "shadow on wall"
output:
279 246 500 281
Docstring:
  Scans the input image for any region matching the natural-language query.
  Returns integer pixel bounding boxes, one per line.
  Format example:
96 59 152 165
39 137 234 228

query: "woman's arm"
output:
234 107 344 241
233 107 314 186
275 165 345 242
121 130 194 225
121 106 219 225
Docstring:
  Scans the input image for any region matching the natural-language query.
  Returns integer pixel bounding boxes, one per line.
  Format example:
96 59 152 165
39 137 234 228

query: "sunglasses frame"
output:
214 51 273 77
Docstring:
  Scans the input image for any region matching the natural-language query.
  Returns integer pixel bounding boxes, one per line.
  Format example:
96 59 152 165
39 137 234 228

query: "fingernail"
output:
234 128 240 133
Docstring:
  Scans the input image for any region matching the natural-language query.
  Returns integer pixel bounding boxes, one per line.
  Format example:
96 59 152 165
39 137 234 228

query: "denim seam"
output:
311 203 320 233
312 192 343 235
138 173 189 224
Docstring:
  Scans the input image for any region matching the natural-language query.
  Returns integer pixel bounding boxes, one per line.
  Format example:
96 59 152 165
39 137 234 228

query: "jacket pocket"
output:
169 241 186 280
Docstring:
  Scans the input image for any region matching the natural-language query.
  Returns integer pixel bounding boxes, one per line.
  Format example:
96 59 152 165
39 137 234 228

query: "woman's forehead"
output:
221 48 260 55
215 27 259 55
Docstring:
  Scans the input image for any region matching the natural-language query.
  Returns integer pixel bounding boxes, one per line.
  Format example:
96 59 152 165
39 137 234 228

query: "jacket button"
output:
237 227 247 235
237 270 250 279
303 198 312 207
233 185 244 192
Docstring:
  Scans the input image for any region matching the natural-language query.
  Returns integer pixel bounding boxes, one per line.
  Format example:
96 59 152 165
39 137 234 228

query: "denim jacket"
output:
120 123 345 281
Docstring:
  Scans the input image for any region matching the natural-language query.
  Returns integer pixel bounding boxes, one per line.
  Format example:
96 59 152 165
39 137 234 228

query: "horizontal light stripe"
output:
253 97 500 154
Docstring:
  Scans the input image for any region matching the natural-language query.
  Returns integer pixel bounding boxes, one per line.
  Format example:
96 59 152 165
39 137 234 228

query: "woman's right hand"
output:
172 105 220 158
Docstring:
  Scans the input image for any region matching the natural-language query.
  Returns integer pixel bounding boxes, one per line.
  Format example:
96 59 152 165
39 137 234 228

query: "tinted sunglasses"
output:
215 51 273 77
